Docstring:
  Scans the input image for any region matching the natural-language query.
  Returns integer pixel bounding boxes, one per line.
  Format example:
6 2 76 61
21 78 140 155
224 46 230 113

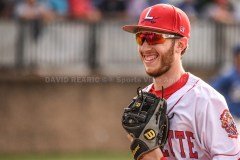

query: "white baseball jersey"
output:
144 73 240 160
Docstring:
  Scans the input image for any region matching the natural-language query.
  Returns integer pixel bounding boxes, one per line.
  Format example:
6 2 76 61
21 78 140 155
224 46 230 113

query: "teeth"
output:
144 55 158 61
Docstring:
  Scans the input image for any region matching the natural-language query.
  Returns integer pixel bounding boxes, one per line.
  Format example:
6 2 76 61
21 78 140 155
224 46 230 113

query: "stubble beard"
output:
146 43 175 78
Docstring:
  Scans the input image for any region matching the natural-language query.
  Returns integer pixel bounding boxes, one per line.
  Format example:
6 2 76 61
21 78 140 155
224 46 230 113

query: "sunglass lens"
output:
148 33 165 45
136 33 144 45
136 32 166 45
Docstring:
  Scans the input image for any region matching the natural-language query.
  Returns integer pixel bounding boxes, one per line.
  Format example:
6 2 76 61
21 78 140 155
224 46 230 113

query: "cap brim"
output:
122 25 176 35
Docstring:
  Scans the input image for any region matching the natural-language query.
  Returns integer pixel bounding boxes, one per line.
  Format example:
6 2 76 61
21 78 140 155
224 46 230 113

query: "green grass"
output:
0 151 132 160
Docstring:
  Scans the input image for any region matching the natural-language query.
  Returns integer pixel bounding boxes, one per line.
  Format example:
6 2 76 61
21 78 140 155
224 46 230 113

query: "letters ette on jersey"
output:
144 73 240 159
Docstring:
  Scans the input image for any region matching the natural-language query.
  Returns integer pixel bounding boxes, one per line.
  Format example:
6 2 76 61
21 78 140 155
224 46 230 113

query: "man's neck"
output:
153 64 185 90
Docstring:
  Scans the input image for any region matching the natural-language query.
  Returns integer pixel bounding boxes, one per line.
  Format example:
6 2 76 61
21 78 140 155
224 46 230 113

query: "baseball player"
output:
122 3 240 160
212 44 240 131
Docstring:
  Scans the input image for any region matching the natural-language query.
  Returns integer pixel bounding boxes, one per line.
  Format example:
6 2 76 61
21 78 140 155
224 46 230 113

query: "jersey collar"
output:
149 73 189 99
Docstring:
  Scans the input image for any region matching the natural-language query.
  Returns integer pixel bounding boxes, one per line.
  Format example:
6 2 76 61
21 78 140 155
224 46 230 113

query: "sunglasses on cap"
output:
135 32 182 46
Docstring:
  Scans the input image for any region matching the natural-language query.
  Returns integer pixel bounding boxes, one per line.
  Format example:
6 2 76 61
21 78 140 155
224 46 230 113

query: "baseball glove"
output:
122 87 169 160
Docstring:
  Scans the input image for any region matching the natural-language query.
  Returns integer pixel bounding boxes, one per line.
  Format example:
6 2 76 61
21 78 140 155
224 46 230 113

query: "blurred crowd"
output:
0 0 240 24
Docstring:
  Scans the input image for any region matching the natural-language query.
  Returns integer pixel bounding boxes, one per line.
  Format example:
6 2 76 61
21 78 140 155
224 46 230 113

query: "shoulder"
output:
187 73 227 107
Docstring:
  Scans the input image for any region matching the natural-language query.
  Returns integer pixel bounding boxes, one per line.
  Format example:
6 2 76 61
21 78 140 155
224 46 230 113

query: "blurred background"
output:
0 0 240 159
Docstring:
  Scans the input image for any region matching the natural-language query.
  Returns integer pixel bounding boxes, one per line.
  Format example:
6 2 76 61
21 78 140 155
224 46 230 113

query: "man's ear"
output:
175 37 188 54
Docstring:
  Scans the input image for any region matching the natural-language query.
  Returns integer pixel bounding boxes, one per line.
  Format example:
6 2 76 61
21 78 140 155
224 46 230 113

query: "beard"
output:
145 41 175 78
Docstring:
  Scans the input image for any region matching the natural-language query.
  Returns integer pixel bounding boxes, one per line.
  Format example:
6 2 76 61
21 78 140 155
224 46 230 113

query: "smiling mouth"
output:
143 55 159 63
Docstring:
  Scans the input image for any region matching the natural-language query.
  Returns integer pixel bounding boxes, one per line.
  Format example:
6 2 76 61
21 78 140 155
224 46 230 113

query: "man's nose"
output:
139 41 152 52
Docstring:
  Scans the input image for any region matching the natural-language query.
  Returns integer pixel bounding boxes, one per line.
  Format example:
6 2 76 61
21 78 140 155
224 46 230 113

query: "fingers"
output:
140 148 164 160
127 134 133 142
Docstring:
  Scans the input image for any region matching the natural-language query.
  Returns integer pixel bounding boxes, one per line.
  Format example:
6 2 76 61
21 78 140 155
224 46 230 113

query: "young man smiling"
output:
122 3 240 160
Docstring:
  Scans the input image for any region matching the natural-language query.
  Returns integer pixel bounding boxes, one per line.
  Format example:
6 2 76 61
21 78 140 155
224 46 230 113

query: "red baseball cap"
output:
122 4 191 38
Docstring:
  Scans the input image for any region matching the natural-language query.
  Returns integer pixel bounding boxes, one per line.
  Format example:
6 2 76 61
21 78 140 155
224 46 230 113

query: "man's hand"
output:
122 88 169 160
127 134 164 160
141 148 163 160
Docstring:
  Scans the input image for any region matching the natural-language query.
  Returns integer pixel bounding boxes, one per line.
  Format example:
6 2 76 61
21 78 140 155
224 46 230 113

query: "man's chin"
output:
145 70 161 78
145 67 170 78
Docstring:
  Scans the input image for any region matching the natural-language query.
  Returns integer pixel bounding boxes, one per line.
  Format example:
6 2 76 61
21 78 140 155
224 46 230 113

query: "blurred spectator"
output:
203 0 236 24
0 0 7 17
94 0 127 19
195 0 211 16
147 0 170 6
232 0 240 22
177 0 198 21
15 0 53 22
47 0 68 18
126 0 169 20
126 0 148 20
68 0 101 22
0 0 15 18
15 0 54 40
212 44 240 129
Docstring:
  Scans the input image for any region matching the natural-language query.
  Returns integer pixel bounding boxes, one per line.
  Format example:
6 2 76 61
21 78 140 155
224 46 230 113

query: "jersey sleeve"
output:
196 93 240 160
